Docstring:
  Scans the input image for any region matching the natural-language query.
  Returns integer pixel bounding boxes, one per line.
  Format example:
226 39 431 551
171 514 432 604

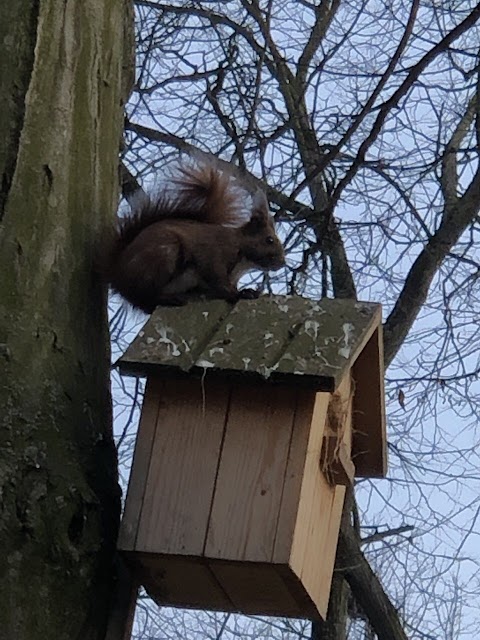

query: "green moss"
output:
0 1 134 638
0 1 39 220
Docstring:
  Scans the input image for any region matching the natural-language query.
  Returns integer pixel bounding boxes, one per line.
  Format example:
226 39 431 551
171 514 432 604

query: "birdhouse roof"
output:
118 296 380 391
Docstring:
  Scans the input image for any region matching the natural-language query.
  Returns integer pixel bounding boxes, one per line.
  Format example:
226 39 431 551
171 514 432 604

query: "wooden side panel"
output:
275 564 323 620
130 553 233 611
352 326 387 477
315 485 346 617
297 466 337 617
272 389 316 563
320 373 355 486
299 376 352 617
209 562 304 618
118 378 162 550
205 384 297 562
135 377 230 555
289 392 330 575
288 388 349 620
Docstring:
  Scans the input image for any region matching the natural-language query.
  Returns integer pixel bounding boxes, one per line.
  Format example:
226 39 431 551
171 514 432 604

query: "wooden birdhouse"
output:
117 296 386 620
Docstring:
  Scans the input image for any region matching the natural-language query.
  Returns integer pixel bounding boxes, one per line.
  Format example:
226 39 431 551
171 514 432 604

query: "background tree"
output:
113 1 480 639
0 2 134 638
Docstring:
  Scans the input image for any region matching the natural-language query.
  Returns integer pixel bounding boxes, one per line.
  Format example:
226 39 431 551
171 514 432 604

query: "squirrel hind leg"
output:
153 293 190 308
115 230 188 312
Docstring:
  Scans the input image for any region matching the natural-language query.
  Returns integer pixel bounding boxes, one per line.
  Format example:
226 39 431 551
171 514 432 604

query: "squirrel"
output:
101 161 285 313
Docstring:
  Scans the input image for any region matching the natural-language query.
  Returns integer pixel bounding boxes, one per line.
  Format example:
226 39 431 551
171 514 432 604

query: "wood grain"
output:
205 383 297 562
209 562 303 618
316 485 346 616
135 377 230 555
118 378 162 550
289 391 330 575
297 463 336 618
352 326 387 477
272 389 316 563
132 553 233 611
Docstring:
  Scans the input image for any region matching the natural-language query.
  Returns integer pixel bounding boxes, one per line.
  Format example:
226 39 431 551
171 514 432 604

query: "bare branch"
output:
298 0 420 186
384 166 480 366
441 96 476 207
297 0 341 87
327 3 480 204
120 161 146 205
137 1 278 75
338 521 409 640
361 525 415 546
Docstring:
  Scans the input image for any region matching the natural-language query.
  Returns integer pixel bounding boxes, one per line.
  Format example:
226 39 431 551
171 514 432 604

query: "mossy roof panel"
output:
118 296 382 392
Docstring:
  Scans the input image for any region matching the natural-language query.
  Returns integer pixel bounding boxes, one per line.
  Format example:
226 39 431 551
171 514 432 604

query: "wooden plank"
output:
272 389 316 563
192 296 312 377
298 463 336 617
275 564 323 620
315 485 346 618
301 377 351 617
298 378 351 616
352 326 387 477
131 553 232 611
209 562 303 618
302 372 353 618
288 392 330 576
274 300 382 388
118 378 162 551
118 299 233 374
135 377 230 555
205 384 297 562
320 373 355 486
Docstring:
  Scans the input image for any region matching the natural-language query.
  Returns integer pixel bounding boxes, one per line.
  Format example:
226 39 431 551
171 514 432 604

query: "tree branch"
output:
120 161 146 205
125 119 356 297
383 92 480 366
337 521 409 640
125 119 268 193
297 0 341 88
384 178 480 367
361 525 415 546
123 120 318 217
138 1 280 78
324 2 480 204
441 96 476 207
297 0 420 187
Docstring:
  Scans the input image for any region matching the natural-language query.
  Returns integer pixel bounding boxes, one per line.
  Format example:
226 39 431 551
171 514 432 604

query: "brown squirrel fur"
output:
101 162 285 313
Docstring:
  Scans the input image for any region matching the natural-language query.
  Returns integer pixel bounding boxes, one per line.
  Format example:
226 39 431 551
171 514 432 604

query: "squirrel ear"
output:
242 190 270 234
251 190 269 221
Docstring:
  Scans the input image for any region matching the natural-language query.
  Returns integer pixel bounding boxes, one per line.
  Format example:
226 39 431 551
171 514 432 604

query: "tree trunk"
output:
311 574 349 640
0 2 133 638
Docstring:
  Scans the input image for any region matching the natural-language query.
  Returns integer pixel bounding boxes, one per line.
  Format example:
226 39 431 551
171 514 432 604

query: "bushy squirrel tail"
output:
97 160 248 281
171 162 247 227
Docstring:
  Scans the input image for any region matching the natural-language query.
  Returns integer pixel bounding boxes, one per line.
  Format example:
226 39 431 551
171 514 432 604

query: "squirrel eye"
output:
265 236 274 244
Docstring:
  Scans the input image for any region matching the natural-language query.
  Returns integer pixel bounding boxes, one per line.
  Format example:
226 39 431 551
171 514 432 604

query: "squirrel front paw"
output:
238 288 260 300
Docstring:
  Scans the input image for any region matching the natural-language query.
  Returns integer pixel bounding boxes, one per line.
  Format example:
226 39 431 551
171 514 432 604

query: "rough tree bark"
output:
0 2 134 639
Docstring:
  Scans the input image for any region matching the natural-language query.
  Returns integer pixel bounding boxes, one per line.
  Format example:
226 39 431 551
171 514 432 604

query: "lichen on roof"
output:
117 295 381 391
